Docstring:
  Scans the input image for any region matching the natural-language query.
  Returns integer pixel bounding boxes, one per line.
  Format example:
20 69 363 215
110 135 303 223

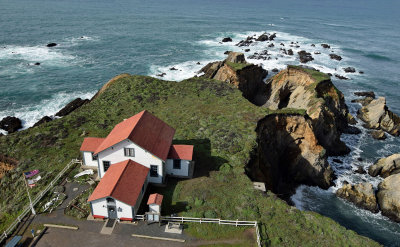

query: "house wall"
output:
133 174 149 214
90 198 135 219
97 139 164 183
165 159 191 177
149 204 160 213
90 199 108 217
82 151 99 167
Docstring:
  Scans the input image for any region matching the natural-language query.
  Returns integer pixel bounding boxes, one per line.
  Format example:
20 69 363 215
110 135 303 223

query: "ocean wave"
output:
364 53 393 62
0 90 96 133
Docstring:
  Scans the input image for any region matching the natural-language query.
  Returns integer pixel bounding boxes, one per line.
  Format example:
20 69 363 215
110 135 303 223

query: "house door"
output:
107 206 117 219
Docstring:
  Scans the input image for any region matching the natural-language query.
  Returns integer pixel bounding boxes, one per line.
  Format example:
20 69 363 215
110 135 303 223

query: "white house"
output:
83 110 195 221
87 159 149 221
80 110 195 183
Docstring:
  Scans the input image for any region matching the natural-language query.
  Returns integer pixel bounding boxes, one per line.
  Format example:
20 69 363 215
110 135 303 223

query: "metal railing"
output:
1 159 81 244
134 215 262 247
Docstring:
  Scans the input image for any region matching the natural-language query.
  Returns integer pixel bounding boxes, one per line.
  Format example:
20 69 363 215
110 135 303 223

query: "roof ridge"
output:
109 160 130 198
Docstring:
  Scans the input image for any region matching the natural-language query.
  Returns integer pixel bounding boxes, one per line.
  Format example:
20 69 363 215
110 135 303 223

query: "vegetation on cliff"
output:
0 75 379 246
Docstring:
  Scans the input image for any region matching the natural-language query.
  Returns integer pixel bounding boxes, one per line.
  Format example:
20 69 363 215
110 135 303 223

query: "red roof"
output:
80 137 105 152
147 193 163 205
168 145 194 160
88 160 149 206
94 110 175 160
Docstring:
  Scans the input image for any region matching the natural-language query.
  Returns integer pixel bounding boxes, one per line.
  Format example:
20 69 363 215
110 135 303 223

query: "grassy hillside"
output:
0 75 379 246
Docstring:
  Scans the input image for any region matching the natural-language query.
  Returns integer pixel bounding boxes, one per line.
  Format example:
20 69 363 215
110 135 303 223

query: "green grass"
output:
226 61 251 71
0 75 380 246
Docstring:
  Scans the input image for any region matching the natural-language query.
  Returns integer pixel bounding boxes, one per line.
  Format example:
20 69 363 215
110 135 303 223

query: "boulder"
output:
236 36 254 47
169 67 178 71
298 50 314 63
329 54 342 61
244 49 250 52
343 67 356 73
246 114 334 196
358 97 400 135
321 44 330 48
314 51 321 55
269 33 276 41
377 174 400 222
271 68 279 73
354 91 375 98
370 130 387 140
55 98 89 117
336 182 378 213
287 49 294 55
46 43 57 47
34 62 41 66
256 33 269 41
156 73 166 77
268 43 274 47
0 116 22 133
369 153 400 178
335 74 349 80
354 166 367 174
226 52 246 63
222 37 232 42
351 96 374 106
33 116 52 127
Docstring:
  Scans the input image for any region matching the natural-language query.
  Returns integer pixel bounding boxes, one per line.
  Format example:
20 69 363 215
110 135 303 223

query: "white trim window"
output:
103 161 111 172
150 165 158 177
124 148 135 157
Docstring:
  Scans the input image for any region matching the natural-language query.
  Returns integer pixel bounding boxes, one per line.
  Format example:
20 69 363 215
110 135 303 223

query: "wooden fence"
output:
0 159 81 244
134 215 262 247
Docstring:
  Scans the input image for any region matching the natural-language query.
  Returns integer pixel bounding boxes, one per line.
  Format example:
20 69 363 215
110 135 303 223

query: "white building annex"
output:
81 110 195 220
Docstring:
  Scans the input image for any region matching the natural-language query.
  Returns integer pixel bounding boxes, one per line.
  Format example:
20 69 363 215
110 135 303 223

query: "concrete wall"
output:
97 139 164 183
82 151 99 167
165 159 191 177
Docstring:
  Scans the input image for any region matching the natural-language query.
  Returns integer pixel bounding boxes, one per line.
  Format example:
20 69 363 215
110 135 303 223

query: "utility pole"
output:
22 173 36 215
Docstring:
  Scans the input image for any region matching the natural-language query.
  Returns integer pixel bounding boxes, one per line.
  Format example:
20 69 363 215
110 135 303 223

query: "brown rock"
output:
336 182 378 213
354 91 375 98
55 98 89 117
370 130 387 140
368 153 400 178
377 174 400 222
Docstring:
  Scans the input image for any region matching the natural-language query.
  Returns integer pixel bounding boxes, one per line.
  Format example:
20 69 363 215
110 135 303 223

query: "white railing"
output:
134 215 262 247
1 159 81 244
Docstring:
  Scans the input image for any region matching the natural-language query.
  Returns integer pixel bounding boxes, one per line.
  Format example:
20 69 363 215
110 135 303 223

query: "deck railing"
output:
0 159 81 244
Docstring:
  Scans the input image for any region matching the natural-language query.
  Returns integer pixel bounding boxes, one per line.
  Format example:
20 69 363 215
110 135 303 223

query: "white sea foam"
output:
0 90 96 133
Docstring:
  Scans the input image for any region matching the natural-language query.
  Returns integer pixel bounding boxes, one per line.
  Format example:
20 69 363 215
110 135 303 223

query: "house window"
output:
124 148 135 157
150 165 158 177
173 159 181 169
92 153 97 161
103 161 111 172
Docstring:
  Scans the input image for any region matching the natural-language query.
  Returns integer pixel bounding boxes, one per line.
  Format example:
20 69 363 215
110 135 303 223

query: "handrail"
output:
1 159 81 244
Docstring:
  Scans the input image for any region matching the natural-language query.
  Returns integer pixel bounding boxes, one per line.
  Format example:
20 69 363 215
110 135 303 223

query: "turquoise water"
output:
1 0 400 245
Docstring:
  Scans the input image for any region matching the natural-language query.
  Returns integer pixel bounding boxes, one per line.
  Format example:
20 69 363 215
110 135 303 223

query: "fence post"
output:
3 231 6 239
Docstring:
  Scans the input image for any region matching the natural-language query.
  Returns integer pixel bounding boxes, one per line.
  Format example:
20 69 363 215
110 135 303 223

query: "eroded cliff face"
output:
200 52 268 105
246 114 334 196
262 66 352 155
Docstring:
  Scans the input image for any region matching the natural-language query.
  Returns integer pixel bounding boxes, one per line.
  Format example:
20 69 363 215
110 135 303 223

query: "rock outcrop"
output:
200 52 268 105
246 114 334 196
298 50 314 63
329 54 342 61
33 116 53 127
261 66 352 155
222 37 232 42
370 130 386 140
0 154 18 179
377 174 400 222
55 98 89 117
369 153 400 178
336 182 379 213
358 97 400 136
0 116 22 133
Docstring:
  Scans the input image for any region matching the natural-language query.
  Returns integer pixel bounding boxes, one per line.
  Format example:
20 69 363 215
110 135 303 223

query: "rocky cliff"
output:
200 52 268 105
246 113 334 196
336 182 379 213
377 174 400 222
261 66 353 155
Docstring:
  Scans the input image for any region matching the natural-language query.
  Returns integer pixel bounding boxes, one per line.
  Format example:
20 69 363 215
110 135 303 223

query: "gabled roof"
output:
80 137 105 152
168 145 194 160
147 193 163 205
88 160 149 206
94 110 175 160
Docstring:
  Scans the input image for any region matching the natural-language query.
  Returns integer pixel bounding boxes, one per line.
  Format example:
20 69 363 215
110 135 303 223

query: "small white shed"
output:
146 193 163 222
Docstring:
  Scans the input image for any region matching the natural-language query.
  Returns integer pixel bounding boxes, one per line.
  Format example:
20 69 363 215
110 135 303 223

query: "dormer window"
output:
124 148 135 157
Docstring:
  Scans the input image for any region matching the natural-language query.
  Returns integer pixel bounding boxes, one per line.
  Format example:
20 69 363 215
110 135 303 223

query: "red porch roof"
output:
80 137 105 152
168 145 194 160
147 193 163 205
88 160 149 206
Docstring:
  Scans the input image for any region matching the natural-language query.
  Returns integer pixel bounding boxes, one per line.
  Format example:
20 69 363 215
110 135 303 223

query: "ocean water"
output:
1 0 400 245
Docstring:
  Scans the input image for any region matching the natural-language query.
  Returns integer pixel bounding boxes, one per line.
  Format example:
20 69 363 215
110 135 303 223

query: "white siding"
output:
116 200 133 219
82 151 99 167
149 204 160 213
90 199 108 217
166 159 190 177
97 139 164 183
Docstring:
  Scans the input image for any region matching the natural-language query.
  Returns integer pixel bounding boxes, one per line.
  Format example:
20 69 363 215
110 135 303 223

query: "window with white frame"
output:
150 165 158 177
103 161 111 172
124 148 135 157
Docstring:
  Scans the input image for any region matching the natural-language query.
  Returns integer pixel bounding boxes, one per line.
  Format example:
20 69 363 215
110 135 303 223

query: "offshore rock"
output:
329 54 342 61
298 50 314 63
369 153 400 178
370 130 387 140
358 97 400 136
377 174 400 222
336 182 379 213
222 37 232 42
